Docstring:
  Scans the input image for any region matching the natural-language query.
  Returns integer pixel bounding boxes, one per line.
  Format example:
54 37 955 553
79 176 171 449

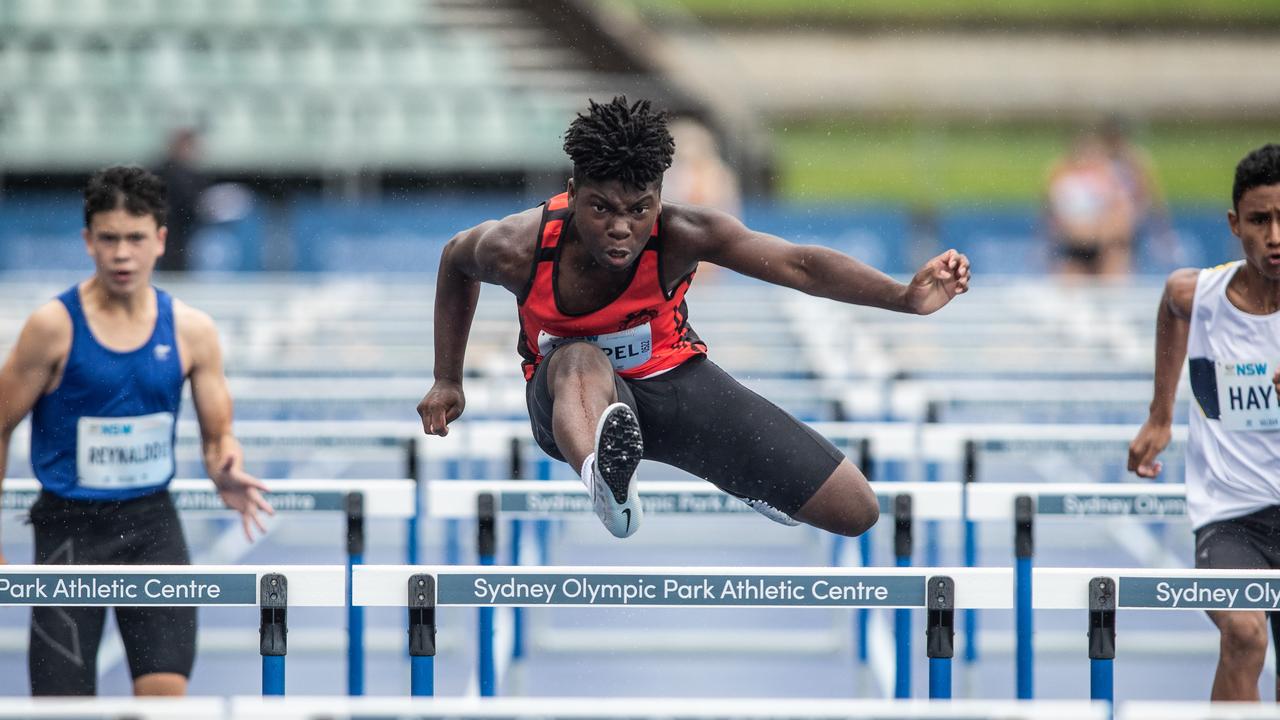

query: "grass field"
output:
771 120 1276 206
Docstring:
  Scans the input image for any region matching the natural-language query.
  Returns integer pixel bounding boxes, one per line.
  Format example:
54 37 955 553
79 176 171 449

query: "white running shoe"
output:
738 495 801 527
588 402 644 538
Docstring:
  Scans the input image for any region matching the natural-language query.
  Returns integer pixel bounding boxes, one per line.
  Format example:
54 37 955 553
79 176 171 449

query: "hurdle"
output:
231 696 1109 720
352 564 1012 699
425 480 963 698
0 564 345 695
1121 702 1280 719
0 698 223 719
1 477 413 697
967 482 1187 700
952 424 1189 664
0 696 1109 719
1035 568 1280 706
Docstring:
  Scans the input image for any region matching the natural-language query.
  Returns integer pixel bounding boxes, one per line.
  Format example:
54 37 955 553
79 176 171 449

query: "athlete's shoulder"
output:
23 300 73 346
661 202 743 243
6 300 72 371
171 297 219 352
171 297 215 334
1165 267 1199 318
474 206 542 247
453 207 543 289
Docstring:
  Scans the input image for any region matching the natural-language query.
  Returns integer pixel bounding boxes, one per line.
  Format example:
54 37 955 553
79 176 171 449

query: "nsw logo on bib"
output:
538 323 653 372
1215 359 1280 431
76 412 176 490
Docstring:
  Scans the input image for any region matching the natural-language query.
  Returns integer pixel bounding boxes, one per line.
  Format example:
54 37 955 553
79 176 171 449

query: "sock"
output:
579 453 596 493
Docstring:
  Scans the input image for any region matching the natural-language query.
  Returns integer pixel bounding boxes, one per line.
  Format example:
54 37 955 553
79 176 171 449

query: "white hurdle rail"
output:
1121 702 1280 719
1 478 412 698
426 479 961 521
0 698 224 719
1 477 416 517
353 564 1013 700
0 696 1113 719
232 697 1110 720
0 564 345 696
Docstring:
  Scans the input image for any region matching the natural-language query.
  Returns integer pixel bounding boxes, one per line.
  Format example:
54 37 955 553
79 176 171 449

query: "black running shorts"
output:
1195 505 1280 673
526 346 846 515
28 489 196 695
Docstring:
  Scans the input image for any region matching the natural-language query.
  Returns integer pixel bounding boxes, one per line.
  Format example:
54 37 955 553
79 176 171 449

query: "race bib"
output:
76 412 175 489
1216 359 1280 431
538 323 653 372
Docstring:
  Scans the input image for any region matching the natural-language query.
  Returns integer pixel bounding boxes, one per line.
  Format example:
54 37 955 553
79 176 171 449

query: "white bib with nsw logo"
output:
76 411 175 490
1215 359 1280 431
1185 261 1280 529
538 323 653 372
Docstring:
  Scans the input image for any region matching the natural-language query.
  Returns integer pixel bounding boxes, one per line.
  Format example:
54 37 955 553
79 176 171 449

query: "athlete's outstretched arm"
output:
419 219 528 437
687 208 970 314
178 302 274 540
1128 268 1196 478
419 227 485 436
0 303 70 564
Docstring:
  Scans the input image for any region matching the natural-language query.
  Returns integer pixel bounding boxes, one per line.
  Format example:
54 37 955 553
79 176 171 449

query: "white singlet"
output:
1185 260 1280 529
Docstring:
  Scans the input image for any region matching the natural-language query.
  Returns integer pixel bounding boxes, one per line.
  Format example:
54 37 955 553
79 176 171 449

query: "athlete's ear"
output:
82 227 91 255
156 225 168 256
566 177 576 202
1228 208 1241 240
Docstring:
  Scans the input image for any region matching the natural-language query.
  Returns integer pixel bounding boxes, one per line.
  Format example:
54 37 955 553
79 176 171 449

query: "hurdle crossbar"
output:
354 565 1010 698
426 480 961 520
0 565 344 696
230 697 1109 720
0 478 416 517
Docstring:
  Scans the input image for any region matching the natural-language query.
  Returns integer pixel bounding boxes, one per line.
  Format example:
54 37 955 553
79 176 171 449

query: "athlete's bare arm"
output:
1129 268 1197 478
418 209 542 437
0 303 71 563
664 205 970 315
175 301 273 539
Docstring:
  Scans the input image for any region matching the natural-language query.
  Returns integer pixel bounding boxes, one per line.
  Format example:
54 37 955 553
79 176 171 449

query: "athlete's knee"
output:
797 462 879 537
133 672 187 697
1216 613 1269 665
547 342 613 382
841 489 880 537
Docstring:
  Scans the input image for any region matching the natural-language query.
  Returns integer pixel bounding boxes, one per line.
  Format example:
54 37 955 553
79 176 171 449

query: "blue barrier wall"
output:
0 194 265 272
0 193 1238 275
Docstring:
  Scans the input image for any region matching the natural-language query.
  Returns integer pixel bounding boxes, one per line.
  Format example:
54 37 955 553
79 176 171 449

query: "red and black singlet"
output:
516 192 706 381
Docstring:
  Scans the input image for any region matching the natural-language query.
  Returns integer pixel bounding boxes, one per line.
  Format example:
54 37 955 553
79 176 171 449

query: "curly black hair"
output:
563 96 675 190
83 165 168 228
1233 144 1280 210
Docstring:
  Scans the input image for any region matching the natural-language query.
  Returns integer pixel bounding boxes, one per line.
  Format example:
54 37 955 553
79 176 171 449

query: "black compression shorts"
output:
526 347 846 516
28 489 196 695
1195 505 1280 674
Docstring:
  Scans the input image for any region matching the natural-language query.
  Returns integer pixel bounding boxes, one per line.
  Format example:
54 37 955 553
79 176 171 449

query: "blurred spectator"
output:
1099 114 1180 261
152 128 209 272
1044 130 1136 277
663 117 742 282
663 117 742 216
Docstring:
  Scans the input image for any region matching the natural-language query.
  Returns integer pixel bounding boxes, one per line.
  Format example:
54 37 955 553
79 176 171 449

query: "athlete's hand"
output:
418 380 465 437
906 249 971 315
1127 419 1172 478
212 453 275 541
